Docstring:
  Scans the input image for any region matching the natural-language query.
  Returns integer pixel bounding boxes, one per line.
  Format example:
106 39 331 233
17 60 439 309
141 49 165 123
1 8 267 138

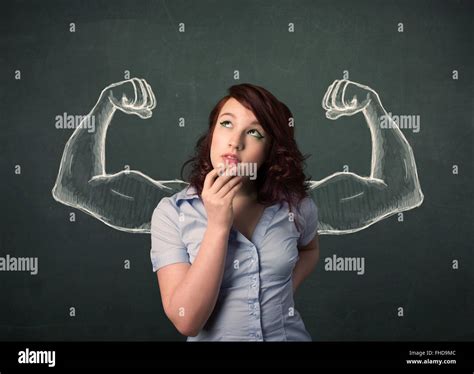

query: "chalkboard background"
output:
1 0 472 341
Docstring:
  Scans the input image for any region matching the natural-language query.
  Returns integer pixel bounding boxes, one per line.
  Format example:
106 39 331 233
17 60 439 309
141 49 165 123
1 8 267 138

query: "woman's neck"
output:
234 179 258 203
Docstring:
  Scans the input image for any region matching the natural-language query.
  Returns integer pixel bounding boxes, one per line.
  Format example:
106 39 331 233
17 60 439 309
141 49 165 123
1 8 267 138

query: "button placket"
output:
242 205 280 343
247 243 263 341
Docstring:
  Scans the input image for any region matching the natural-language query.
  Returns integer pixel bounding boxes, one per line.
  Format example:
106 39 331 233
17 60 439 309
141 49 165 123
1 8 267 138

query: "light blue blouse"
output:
150 185 319 341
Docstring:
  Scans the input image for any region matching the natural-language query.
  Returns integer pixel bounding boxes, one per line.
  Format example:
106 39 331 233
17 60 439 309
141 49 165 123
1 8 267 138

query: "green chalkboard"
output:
1 0 472 342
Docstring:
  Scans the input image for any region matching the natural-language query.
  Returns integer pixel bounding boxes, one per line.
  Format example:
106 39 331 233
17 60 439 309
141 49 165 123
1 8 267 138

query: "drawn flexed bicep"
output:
310 80 424 234
52 78 186 233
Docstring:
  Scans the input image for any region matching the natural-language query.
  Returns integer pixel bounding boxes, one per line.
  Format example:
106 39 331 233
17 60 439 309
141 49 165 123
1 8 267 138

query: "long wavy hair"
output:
180 83 313 231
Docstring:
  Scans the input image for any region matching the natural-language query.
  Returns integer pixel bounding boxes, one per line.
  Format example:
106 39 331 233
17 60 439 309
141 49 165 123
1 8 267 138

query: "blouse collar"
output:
176 184 200 204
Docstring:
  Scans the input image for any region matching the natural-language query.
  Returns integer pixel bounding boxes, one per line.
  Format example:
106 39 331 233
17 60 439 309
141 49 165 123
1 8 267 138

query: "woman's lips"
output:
222 156 239 165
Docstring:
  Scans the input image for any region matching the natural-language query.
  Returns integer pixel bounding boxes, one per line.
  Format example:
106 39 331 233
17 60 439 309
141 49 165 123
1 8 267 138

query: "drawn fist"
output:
322 79 374 120
106 77 156 119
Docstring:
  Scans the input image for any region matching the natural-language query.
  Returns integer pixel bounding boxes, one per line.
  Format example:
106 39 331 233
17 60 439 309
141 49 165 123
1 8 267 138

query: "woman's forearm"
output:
168 224 231 336
292 248 320 294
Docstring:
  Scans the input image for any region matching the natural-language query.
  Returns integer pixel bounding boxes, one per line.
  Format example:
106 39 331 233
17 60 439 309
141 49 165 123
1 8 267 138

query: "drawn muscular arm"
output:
52 78 186 233
53 78 423 235
311 80 424 234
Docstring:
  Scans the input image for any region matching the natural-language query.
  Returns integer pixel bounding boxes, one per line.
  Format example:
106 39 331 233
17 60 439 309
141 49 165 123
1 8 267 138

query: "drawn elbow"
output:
51 184 68 204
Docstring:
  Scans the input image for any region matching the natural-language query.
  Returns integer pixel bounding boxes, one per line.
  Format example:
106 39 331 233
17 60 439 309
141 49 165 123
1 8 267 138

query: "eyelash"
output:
219 121 264 139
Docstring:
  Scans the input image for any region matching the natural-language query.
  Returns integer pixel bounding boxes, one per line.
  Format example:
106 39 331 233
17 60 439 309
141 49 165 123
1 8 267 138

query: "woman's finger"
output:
216 175 243 198
203 169 220 192
209 166 239 195
224 179 243 200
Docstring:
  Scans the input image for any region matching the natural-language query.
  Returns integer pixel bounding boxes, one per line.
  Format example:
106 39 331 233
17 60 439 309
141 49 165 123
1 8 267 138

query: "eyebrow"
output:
219 112 262 127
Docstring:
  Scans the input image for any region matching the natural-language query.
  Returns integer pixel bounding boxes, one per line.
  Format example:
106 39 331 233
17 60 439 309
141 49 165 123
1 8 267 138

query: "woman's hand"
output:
104 77 157 119
201 165 243 229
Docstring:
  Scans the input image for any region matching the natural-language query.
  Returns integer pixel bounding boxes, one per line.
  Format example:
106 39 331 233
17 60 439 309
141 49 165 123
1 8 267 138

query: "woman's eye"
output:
219 121 264 139
220 121 232 128
248 129 264 139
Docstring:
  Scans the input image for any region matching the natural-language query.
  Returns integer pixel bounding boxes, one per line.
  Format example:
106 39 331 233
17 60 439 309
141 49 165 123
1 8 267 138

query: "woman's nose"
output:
229 137 243 150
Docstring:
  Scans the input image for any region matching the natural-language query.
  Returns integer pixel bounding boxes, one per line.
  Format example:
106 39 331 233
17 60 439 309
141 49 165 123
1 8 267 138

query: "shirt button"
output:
256 332 261 338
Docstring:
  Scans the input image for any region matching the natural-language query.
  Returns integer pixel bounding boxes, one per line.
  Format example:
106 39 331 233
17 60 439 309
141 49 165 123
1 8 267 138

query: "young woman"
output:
151 84 320 341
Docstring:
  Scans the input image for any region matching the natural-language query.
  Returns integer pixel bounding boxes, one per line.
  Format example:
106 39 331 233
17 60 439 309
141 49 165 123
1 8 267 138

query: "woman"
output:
151 83 319 341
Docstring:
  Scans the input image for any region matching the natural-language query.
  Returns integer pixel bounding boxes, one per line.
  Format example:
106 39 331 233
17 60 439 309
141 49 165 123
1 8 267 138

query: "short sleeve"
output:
297 197 319 247
150 197 190 272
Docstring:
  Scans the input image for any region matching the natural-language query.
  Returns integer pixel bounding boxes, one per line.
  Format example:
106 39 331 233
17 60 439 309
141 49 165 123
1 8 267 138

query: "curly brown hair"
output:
180 83 313 229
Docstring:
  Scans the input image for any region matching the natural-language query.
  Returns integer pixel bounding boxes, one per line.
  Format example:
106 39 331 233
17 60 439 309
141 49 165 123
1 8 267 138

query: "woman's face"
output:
210 98 269 178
